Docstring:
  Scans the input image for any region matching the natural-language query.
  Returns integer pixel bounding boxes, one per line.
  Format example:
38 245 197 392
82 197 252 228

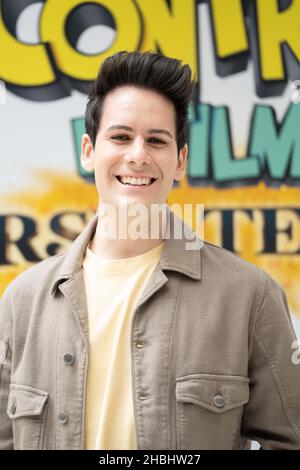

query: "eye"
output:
111 134 130 142
147 137 166 145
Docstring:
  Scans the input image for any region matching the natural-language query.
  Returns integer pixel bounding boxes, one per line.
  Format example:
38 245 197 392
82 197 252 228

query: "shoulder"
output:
200 241 286 334
201 240 289 315
2 252 66 301
202 240 269 294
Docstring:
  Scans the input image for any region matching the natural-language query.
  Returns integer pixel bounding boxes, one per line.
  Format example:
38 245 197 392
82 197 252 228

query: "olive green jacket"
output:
1 209 300 450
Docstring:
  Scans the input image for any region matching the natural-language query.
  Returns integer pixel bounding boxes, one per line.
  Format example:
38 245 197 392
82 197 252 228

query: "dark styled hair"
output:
85 50 196 153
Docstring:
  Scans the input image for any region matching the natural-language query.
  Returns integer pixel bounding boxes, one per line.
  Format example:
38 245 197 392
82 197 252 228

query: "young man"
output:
1 51 300 450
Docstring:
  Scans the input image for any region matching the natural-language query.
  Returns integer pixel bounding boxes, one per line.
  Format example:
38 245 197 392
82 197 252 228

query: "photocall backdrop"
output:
0 0 300 339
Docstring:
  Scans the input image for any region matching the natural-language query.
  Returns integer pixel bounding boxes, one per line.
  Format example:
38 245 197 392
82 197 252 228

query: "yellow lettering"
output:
136 0 198 79
0 4 54 85
257 0 300 80
40 0 142 80
210 0 248 58
277 210 300 254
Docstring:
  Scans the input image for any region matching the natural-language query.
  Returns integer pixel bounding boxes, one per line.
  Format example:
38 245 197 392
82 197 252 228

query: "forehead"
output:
100 86 176 132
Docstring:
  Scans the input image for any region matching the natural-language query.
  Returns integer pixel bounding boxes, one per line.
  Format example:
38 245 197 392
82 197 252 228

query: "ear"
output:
174 143 188 181
80 133 95 172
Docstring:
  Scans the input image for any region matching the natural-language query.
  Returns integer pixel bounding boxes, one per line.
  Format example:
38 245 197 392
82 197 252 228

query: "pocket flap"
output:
7 383 48 419
176 373 249 413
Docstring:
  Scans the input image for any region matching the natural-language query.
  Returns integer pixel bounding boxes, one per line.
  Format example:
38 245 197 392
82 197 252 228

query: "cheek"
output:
163 160 178 178
94 151 120 177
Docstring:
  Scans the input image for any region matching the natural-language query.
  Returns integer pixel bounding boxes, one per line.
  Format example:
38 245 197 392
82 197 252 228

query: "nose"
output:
124 137 151 166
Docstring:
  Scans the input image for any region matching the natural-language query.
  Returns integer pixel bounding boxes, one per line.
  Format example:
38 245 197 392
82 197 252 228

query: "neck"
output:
89 203 169 259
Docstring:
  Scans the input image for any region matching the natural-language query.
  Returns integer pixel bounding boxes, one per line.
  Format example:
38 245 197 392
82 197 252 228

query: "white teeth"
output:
119 176 152 186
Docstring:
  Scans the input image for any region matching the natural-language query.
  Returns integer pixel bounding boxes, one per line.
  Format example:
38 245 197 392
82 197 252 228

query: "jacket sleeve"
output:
0 287 13 450
242 273 300 449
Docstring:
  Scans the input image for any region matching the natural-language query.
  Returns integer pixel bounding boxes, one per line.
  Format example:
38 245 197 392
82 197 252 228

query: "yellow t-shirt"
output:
82 241 165 450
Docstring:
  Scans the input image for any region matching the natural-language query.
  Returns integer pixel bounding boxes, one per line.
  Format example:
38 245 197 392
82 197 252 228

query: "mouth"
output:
115 175 157 187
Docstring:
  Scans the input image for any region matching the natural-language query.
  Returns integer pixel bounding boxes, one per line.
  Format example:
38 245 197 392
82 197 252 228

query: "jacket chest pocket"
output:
7 383 49 450
175 373 249 450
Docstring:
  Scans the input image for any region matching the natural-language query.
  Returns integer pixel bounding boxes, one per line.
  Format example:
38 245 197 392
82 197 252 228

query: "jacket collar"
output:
50 206 202 295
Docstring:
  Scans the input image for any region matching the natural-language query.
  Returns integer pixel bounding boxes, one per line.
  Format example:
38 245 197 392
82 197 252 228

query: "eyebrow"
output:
106 125 174 139
147 128 174 139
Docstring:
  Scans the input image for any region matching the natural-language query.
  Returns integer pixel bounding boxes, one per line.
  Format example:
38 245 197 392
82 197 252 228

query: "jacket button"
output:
139 394 148 400
213 394 225 408
136 340 146 348
58 412 68 424
63 353 74 365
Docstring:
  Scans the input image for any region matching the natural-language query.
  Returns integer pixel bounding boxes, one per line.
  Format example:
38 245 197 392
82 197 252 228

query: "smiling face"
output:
81 85 188 209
